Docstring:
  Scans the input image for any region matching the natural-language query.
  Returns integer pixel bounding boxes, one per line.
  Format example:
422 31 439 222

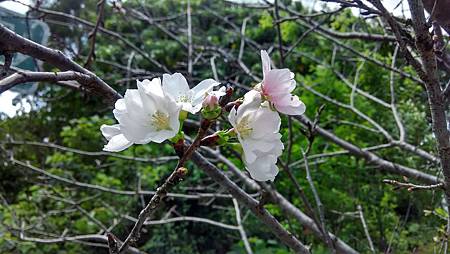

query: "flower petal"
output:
250 108 281 139
103 133 133 152
275 95 306 115
123 89 146 121
191 79 219 104
246 153 279 182
210 86 227 97
263 69 294 96
228 107 238 127
119 114 155 143
137 78 165 99
261 50 271 77
162 73 190 100
114 98 126 112
100 124 121 140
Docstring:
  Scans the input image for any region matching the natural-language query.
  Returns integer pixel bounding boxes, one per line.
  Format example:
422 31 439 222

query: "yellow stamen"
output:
236 115 252 139
151 111 172 131
178 95 192 103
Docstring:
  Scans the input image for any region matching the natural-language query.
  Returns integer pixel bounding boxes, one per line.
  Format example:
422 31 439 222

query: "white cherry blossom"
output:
162 73 220 114
228 90 284 181
101 78 182 151
258 50 306 115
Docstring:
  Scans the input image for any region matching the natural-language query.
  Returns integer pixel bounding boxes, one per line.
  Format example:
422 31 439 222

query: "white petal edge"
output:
100 124 121 140
103 134 133 152
162 73 190 99
275 96 306 116
261 50 271 78
137 78 164 98
191 79 219 100
246 154 279 182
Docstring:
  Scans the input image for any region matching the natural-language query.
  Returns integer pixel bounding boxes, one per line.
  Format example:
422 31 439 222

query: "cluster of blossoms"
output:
101 50 305 181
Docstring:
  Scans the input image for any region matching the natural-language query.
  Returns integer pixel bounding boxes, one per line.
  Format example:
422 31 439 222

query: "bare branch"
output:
383 179 445 191
85 0 106 68
0 24 120 103
357 205 376 253
191 151 311 253
233 199 253 254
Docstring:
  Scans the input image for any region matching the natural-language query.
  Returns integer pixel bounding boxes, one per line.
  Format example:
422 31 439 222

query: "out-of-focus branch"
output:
10 157 235 200
0 70 93 94
0 24 121 104
4 140 177 164
187 0 193 75
422 0 450 34
294 115 440 185
21 3 169 72
17 232 144 254
357 205 375 253
85 0 106 68
233 199 253 254
206 149 358 254
191 151 311 254
383 179 445 191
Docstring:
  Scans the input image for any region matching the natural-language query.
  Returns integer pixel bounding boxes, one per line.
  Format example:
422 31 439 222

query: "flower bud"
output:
201 94 222 120
200 130 231 147
202 94 219 110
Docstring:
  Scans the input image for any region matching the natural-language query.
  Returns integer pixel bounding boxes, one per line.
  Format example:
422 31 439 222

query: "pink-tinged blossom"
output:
228 90 284 181
101 78 182 151
258 50 306 115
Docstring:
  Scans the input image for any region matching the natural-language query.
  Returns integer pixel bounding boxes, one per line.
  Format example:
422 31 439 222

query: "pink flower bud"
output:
202 94 219 110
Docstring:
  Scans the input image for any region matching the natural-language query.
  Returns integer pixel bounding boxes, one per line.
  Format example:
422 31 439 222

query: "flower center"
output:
255 83 272 102
236 115 252 139
151 111 172 131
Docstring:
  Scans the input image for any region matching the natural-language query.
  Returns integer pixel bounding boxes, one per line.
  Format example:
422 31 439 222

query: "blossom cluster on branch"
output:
101 50 305 181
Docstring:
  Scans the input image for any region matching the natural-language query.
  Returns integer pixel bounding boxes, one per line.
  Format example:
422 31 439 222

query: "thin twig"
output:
85 0 106 68
383 179 445 191
233 199 253 254
187 0 193 75
357 205 376 253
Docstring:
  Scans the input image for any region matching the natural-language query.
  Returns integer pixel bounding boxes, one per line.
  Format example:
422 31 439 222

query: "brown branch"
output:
0 70 93 94
294 114 440 185
117 167 188 253
118 119 213 254
423 0 450 34
107 233 119 254
191 151 311 253
22 4 169 72
85 0 106 68
0 24 121 104
190 144 359 253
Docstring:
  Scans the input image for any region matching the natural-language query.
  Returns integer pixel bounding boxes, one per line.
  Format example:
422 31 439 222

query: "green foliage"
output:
0 0 444 253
